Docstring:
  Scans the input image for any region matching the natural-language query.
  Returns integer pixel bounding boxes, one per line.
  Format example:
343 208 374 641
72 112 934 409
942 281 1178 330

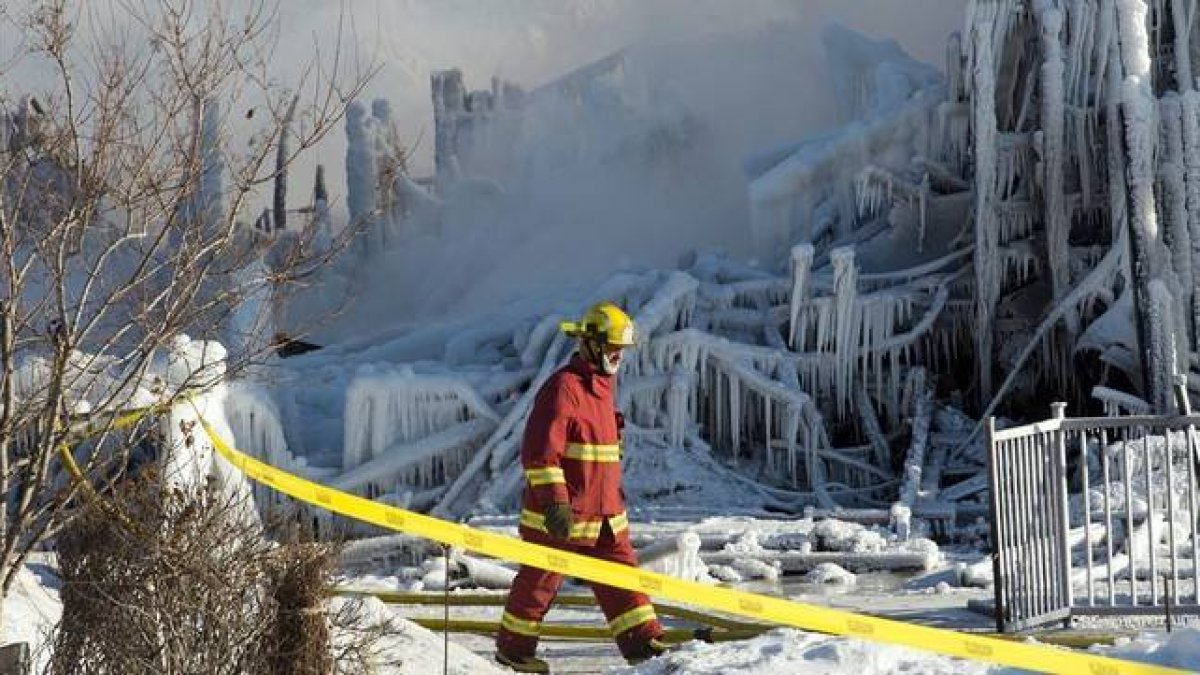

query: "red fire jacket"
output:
518 354 628 547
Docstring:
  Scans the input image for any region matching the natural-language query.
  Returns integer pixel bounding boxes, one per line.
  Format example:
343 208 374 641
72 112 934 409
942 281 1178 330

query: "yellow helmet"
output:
560 301 636 346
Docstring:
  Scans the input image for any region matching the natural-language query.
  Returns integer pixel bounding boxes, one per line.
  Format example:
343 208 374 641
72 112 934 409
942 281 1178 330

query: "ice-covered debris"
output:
901 537 940 570
706 564 743 584
451 550 517 589
1091 385 1151 416
811 519 887 553
889 503 912 541
631 271 699 340
420 556 449 591
640 532 715 584
1124 510 1169 561
724 529 767 555
956 559 993 588
342 367 500 492
804 562 856 585
14 346 161 414
730 557 780 582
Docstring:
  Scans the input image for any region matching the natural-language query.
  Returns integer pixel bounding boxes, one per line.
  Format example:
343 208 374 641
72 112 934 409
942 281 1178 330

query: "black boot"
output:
624 637 675 665
495 650 550 673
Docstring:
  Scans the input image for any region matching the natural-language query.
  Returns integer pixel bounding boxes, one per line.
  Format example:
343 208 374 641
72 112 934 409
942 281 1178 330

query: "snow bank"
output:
1098 628 1200 671
335 596 511 674
616 628 995 674
2 562 60 673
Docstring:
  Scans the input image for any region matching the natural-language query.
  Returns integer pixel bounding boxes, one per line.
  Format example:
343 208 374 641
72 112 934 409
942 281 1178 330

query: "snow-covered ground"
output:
3 560 60 673
13 559 1200 674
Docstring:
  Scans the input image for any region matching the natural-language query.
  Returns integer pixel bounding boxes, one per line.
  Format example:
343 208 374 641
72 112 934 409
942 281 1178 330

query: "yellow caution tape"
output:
194 413 1187 675
55 405 165 525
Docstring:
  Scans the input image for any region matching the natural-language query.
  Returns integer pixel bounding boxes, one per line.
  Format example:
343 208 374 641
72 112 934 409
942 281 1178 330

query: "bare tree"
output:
0 0 371 634
51 468 393 674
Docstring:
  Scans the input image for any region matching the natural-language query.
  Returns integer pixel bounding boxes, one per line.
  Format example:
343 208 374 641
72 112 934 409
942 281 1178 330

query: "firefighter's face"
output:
600 343 625 375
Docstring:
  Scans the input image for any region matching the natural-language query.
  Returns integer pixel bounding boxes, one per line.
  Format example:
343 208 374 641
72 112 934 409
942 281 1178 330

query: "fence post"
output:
1051 402 1073 627
985 416 1005 632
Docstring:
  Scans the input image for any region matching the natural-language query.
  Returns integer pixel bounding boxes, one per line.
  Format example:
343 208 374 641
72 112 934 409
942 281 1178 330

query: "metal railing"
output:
987 400 1200 632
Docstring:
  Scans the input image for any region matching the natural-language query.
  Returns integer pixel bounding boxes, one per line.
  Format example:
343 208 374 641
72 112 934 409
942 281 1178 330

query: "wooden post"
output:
0 643 30 675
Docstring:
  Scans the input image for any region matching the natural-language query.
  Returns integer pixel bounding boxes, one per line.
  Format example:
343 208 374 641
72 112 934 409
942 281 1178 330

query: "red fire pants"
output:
496 520 663 659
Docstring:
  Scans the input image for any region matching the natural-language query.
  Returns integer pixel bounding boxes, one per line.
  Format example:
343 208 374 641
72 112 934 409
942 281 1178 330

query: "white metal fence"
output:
987 403 1200 632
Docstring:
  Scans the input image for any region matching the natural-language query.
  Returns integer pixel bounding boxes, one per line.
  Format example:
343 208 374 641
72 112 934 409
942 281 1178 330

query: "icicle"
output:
783 404 800 488
788 244 815 348
763 396 773 473
729 377 741 460
918 173 929 253
831 247 859 417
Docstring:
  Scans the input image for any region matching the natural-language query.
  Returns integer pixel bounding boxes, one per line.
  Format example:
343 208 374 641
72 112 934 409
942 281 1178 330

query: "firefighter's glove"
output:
544 502 574 540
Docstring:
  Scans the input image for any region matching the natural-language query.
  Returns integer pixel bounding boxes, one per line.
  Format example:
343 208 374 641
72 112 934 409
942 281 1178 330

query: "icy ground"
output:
8 546 1200 673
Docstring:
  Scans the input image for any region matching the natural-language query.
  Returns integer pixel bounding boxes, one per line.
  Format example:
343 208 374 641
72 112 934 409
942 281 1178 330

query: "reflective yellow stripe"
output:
564 442 621 462
572 520 604 539
608 605 657 636
501 611 541 637
607 512 629 533
525 467 565 486
520 509 627 540
519 509 546 531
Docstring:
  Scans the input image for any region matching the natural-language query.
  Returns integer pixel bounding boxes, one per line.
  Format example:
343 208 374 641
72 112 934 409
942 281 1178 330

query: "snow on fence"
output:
987 401 1200 632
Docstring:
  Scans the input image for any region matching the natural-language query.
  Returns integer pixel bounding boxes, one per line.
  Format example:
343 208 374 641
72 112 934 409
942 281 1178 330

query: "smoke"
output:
1 0 967 336
312 0 966 334
278 0 965 175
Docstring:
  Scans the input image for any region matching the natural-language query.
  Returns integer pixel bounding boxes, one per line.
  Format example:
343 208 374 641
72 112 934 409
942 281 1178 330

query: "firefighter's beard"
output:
583 341 623 375
600 348 623 375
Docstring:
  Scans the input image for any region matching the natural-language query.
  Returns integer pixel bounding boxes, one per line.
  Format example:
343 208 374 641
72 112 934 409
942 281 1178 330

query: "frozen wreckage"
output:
223 0 1200 578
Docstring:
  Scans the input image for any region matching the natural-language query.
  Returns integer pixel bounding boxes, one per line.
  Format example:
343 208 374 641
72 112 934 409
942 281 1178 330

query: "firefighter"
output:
495 301 669 673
